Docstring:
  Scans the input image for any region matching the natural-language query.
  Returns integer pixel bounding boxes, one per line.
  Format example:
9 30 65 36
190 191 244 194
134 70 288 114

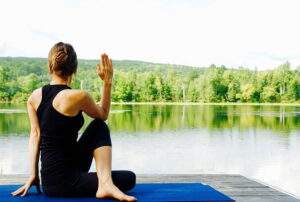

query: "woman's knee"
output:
124 170 136 191
89 119 112 147
112 170 136 192
90 118 109 129
126 171 136 191
87 119 109 135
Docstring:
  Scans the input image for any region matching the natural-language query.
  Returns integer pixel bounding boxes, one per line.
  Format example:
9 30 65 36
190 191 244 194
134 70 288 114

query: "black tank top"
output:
37 84 84 186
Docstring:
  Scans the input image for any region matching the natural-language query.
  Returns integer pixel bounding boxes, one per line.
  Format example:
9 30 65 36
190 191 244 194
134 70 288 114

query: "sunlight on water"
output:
0 109 27 113
110 110 131 114
0 109 130 114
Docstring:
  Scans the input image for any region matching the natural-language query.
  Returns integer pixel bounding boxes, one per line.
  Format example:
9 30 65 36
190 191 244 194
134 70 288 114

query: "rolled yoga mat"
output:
0 183 235 202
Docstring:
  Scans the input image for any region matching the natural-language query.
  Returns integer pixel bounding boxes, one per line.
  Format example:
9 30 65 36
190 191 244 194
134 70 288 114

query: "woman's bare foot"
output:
96 180 137 201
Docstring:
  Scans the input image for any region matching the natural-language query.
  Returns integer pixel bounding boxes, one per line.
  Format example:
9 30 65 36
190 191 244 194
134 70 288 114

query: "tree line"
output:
0 57 299 103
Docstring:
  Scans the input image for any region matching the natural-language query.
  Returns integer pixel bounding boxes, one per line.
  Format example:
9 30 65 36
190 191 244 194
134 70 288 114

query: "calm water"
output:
0 103 300 197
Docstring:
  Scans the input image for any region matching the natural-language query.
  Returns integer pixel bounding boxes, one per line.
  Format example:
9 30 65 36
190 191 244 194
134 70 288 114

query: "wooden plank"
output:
0 174 299 202
232 195 300 202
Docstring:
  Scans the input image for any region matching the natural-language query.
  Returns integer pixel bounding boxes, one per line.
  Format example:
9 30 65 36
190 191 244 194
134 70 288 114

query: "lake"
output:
0 103 300 197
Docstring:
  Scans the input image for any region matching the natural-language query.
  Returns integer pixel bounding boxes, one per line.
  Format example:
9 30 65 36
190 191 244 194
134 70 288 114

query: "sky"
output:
0 0 300 70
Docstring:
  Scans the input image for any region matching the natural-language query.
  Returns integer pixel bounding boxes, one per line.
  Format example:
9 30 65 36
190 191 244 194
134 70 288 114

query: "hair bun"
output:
55 50 68 64
48 42 78 78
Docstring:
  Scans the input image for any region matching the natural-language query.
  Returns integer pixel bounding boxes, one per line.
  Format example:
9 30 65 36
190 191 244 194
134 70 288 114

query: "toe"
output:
125 195 137 201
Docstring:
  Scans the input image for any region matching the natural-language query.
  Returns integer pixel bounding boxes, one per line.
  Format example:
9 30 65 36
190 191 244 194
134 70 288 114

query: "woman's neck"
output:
50 77 71 86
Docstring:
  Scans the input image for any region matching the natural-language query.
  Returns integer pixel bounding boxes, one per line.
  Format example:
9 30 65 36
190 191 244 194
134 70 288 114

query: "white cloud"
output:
0 0 300 70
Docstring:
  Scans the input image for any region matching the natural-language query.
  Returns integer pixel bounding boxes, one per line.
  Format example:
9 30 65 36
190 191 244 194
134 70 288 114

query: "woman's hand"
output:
97 53 113 84
11 175 41 197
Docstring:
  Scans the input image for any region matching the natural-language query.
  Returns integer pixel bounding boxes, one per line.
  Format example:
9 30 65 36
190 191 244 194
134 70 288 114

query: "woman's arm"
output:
79 53 113 120
12 92 41 196
27 96 41 179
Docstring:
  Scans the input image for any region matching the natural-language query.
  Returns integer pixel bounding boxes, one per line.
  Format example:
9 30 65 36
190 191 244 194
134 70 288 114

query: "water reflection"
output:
0 104 300 197
106 105 300 135
1 104 299 135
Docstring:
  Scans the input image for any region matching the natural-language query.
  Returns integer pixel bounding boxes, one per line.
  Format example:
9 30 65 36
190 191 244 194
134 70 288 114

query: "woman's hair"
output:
48 42 78 78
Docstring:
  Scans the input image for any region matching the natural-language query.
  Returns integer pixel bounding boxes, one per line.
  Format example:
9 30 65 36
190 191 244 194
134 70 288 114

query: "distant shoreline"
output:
109 102 300 106
1 101 300 106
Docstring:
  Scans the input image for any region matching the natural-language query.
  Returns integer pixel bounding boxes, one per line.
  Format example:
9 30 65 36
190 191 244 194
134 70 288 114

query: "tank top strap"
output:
41 84 72 104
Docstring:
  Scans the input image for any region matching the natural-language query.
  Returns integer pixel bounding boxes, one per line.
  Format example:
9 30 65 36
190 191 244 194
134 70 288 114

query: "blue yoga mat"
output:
0 183 235 202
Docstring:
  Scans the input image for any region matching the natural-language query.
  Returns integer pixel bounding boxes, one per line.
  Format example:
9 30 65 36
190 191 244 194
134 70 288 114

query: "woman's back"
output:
37 84 84 186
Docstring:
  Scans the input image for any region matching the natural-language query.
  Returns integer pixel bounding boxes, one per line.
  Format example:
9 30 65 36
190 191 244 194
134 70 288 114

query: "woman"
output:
11 42 137 201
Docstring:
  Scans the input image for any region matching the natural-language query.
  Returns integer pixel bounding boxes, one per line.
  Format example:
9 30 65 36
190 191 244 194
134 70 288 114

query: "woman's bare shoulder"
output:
28 87 42 111
65 89 90 103
67 89 89 101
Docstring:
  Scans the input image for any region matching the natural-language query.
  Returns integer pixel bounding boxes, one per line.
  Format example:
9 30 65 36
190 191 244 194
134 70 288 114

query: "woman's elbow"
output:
98 108 109 121
30 130 41 138
100 113 109 121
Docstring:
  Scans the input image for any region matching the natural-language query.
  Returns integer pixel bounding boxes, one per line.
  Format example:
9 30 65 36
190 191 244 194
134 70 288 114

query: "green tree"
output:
261 86 279 102
273 62 290 98
237 84 257 102
17 73 39 93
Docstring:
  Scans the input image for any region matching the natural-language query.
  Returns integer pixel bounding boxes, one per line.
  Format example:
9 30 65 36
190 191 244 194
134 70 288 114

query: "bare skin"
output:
11 53 137 201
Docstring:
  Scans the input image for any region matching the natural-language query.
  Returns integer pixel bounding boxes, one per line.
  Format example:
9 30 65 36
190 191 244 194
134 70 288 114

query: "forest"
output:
0 57 299 103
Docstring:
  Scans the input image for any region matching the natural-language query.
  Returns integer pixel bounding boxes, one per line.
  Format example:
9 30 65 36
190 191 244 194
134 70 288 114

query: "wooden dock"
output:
1 174 299 202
